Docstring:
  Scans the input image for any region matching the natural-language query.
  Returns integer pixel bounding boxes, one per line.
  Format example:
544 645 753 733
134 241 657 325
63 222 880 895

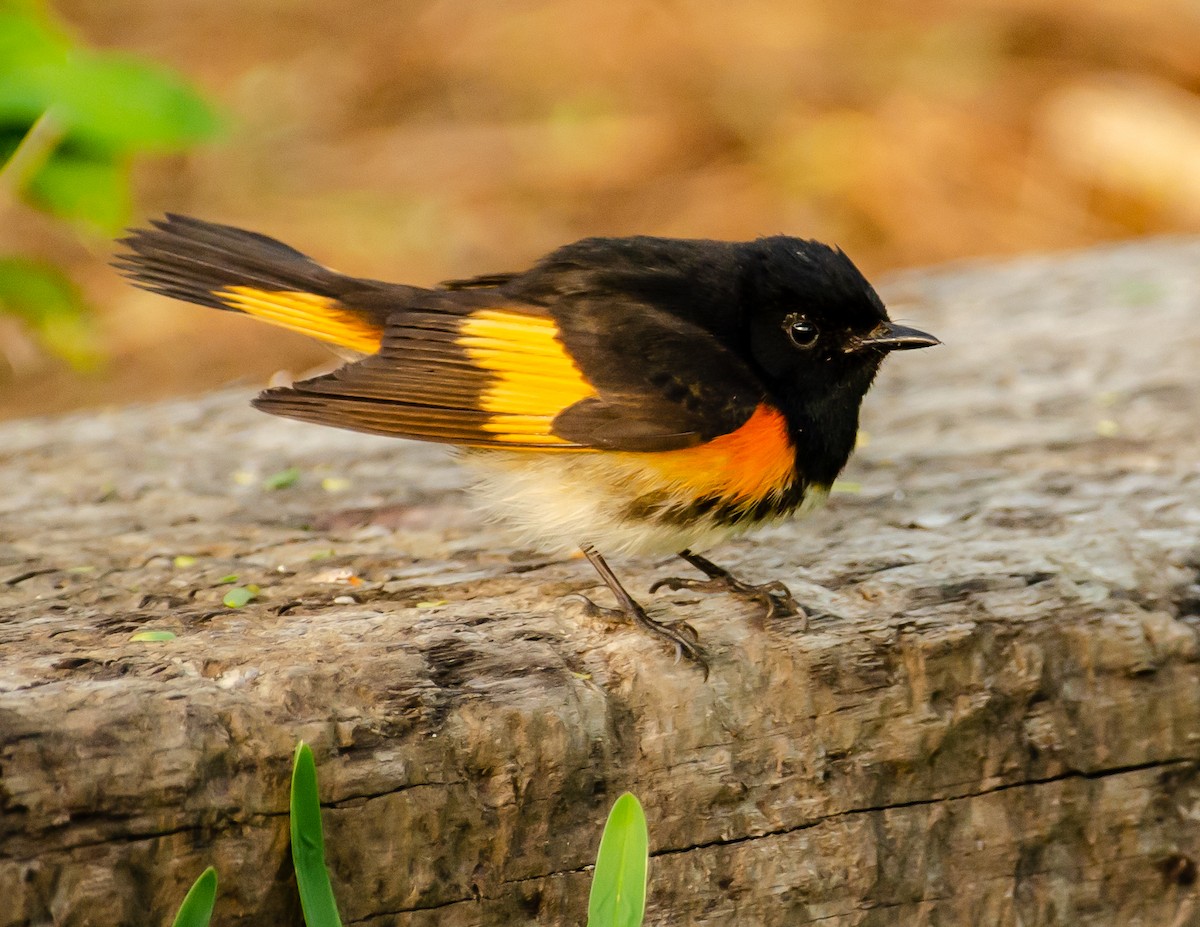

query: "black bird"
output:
116 215 938 668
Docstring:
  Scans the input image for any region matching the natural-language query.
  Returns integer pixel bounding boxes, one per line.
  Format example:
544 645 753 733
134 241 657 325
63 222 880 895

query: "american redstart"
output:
115 215 938 669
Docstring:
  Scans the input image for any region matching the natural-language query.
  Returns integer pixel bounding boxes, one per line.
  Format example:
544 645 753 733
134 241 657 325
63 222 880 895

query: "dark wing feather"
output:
546 293 763 450
254 293 765 452
438 271 521 290
254 297 598 448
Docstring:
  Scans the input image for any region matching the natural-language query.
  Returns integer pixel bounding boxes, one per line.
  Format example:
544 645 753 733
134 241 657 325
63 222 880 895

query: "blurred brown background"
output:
4 0 1200 420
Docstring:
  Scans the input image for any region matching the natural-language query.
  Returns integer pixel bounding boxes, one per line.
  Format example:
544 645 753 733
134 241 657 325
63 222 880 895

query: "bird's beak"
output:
858 321 940 351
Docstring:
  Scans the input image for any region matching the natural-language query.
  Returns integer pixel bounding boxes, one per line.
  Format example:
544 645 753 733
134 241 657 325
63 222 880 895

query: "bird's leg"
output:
650 549 803 623
575 544 707 672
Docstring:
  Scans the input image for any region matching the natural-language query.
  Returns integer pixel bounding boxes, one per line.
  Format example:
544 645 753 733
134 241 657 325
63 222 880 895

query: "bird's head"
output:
742 236 939 402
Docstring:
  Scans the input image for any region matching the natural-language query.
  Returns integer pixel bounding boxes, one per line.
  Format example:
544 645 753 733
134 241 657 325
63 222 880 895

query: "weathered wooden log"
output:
2 239 1199 926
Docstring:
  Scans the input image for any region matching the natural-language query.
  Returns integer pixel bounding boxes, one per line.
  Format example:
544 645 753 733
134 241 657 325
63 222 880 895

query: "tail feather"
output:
113 214 413 354
115 213 337 310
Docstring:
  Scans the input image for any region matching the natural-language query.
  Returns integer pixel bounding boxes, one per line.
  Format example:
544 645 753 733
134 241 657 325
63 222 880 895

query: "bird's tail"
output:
114 214 414 355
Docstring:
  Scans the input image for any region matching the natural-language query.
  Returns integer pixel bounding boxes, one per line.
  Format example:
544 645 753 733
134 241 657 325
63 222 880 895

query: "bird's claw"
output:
651 571 804 625
569 592 708 674
568 592 619 620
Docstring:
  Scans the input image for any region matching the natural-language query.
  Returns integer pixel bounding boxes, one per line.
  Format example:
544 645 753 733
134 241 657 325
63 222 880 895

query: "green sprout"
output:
587 793 650 927
169 867 217 927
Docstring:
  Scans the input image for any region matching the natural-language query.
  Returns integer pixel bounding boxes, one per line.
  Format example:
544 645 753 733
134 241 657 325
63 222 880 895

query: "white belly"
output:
463 450 827 556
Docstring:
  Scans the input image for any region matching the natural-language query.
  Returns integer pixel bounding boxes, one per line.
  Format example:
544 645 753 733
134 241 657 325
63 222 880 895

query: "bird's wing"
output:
254 295 767 452
117 215 775 453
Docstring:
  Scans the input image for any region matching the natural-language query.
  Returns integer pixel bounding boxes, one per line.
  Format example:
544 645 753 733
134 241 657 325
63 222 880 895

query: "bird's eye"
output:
785 316 819 349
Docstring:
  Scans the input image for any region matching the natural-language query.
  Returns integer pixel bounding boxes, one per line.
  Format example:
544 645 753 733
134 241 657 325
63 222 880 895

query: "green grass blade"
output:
170 866 217 927
587 793 649 927
290 742 343 927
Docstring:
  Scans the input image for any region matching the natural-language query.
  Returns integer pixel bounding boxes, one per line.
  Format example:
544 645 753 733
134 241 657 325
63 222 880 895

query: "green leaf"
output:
170 866 218 927
0 256 102 369
0 7 72 75
222 586 257 608
0 65 64 134
0 10 221 155
41 54 222 154
290 742 343 927
130 629 176 642
263 466 301 490
0 255 81 324
587 793 649 927
24 146 130 233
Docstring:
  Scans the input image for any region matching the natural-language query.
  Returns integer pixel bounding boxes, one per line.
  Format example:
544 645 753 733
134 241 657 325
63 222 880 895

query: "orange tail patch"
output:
217 286 384 354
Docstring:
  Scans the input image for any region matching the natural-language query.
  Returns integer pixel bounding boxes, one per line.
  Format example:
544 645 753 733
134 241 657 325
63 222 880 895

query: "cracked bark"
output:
3 239 1200 926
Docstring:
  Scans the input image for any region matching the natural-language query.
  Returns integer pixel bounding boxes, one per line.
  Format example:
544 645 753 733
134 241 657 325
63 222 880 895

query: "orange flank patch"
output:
633 403 796 503
217 287 383 354
457 309 596 445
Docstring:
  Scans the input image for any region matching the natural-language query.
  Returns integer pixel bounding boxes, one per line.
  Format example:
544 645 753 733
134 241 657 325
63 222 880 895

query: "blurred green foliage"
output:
0 256 95 368
0 0 220 368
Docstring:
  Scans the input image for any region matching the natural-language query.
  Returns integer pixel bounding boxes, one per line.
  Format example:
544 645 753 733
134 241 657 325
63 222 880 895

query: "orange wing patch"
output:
632 403 797 503
217 286 383 354
457 309 597 446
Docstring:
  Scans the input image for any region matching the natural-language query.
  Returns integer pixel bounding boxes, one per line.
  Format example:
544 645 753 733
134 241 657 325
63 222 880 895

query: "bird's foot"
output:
573 593 706 669
650 550 806 626
576 546 708 673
